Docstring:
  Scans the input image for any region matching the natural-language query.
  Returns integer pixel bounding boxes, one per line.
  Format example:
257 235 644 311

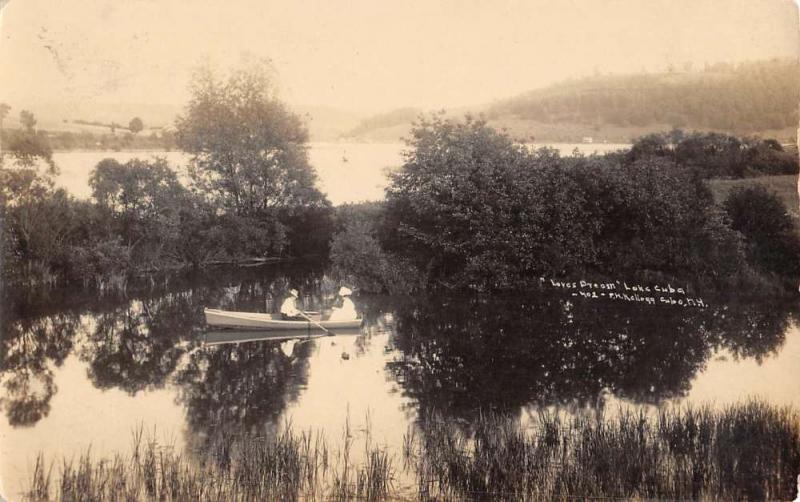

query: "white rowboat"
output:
204 308 362 330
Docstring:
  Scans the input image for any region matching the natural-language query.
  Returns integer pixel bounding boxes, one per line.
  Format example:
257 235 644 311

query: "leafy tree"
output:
176 62 326 215
89 158 189 267
2 110 55 172
381 115 751 290
90 158 185 222
627 130 798 178
0 102 10 155
4 185 81 283
19 110 36 131
175 61 333 256
723 185 800 278
128 117 144 134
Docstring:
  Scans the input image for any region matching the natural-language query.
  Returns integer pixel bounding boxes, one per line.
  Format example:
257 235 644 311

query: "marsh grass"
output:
26 422 394 502
405 400 800 501
25 400 800 501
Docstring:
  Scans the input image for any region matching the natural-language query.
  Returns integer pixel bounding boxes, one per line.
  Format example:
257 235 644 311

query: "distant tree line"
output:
1 63 334 288
488 60 799 133
343 107 420 138
332 115 800 294
0 106 175 152
1 127 177 152
625 129 798 177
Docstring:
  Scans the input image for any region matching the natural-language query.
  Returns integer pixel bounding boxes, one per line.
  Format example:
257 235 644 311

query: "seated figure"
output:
329 286 357 321
280 289 303 320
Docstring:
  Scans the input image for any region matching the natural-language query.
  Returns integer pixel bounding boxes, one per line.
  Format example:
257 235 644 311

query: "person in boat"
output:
280 288 304 320
329 286 358 321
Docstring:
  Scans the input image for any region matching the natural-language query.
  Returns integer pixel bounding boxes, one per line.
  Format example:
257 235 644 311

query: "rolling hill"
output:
343 59 800 143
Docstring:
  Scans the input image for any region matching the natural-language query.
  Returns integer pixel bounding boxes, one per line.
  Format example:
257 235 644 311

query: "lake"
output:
50 142 629 205
1 264 799 499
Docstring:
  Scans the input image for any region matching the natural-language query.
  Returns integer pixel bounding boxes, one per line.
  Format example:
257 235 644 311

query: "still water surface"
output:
51 142 629 205
1 265 799 499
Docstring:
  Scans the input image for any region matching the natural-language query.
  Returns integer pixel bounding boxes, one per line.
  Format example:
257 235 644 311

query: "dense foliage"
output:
1 66 335 287
1 110 55 171
627 129 798 178
724 186 800 280
176 61 334 257
488 59 799 132
368 115 795 292
329 202 419 294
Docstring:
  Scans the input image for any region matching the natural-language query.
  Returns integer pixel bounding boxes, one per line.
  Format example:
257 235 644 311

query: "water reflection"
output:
175 339 312 440
0 313 80 425
1 266 796 433
386 293 795 421
81 295 200 394
0 264 326 427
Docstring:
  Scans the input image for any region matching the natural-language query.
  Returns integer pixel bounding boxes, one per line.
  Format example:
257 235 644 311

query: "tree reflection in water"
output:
0 266 796 439
174 339 312 450
385 292 795 422
0 314 80 425
0 264 327 428
80 293 203 394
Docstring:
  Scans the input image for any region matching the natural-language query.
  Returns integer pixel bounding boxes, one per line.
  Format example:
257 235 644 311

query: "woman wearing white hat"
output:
280 288 303 320
329 286 358 321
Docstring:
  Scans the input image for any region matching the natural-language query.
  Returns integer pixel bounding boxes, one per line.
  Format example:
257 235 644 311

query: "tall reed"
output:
25 400 800 501
404 399 800 501
25 422 394 502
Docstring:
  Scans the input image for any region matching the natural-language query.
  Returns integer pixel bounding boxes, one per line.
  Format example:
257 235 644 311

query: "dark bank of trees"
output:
1 63 334 287
488 59 799 133
626 129 798 178
332 115 800 294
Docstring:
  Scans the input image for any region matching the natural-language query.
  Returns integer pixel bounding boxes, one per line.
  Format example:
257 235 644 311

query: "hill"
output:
344 59 800 143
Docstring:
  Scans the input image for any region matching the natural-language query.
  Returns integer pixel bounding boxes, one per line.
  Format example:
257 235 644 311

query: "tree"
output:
382 115 750 290
19 110 36 131
0 103 10 156
128 117 144 134
4 110 55 172
175 61 333 257
89 158 189 266
723 186 800 278
176 61 327 215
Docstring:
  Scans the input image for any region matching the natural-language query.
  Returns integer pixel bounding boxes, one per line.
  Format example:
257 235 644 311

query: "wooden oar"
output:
298 310 332 335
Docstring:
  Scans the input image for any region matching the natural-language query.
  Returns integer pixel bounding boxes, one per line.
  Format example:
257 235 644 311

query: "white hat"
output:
289 289 299 297
338 286 353 296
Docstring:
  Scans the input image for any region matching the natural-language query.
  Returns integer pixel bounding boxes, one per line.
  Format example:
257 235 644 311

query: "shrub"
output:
724 185 800 279
380 116 753 290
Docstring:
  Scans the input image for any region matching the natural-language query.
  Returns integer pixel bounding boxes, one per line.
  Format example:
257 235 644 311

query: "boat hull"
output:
204 308 362 330
203 327 362 345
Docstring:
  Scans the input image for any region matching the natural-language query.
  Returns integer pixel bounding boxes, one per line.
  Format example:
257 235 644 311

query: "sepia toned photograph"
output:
1 0 799 500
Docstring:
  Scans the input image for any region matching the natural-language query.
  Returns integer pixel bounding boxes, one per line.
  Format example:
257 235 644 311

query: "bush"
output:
626 130 799 178
380 116 753 291
724 185 800 279
330 205 418 294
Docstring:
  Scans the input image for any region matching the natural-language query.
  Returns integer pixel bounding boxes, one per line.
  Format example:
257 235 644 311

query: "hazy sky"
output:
0 0 798 114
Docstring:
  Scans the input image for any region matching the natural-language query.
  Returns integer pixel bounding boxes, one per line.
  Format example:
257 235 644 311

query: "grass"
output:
404 400 800 501
26 422 394 502
708 174 799 227
25 400 800 501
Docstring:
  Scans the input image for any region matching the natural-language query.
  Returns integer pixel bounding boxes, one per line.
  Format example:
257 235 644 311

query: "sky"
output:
0 0 798 115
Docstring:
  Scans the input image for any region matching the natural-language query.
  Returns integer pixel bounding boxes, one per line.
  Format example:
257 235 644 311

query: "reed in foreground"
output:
406 399 800 501
25 424 394 502
24 400 800 501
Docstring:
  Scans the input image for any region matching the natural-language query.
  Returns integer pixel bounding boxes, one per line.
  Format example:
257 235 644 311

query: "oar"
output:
298 310 332 336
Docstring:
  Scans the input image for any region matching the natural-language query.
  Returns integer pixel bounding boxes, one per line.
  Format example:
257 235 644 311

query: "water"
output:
1 265 799 499
50 142 628 205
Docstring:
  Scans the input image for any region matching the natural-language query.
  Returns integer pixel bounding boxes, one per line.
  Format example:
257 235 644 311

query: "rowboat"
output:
204 308 362 330
203 327 363 346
